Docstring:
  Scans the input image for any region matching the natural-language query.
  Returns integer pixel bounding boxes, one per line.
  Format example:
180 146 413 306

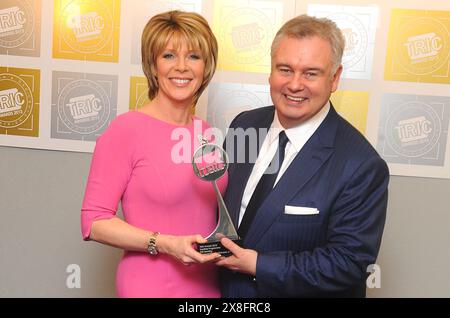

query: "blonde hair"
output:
141 10 218 105
271 15 345 72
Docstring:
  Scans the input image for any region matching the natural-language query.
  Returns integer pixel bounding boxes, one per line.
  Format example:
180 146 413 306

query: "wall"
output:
0 146 119 297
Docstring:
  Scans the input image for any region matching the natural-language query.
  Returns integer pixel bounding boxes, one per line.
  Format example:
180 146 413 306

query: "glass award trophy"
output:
192 136 241 256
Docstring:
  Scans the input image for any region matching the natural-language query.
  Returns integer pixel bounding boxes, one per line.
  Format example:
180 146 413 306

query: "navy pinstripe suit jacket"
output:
220 104 389 297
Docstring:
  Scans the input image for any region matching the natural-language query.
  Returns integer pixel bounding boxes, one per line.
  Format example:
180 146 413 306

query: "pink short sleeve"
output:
80 117 136 240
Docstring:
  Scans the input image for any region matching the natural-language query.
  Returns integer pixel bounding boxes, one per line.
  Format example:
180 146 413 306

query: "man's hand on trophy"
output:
215 238 257 276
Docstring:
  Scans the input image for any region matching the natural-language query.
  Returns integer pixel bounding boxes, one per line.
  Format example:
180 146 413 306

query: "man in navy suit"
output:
216 15 389 297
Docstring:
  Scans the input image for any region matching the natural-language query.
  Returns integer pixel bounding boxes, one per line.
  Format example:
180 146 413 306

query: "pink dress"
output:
81 111 227 297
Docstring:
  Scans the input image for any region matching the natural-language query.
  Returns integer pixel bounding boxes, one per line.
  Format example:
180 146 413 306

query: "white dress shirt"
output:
238 102 330 226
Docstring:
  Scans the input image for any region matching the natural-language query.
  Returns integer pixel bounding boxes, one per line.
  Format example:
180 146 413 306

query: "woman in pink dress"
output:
81 11 226 297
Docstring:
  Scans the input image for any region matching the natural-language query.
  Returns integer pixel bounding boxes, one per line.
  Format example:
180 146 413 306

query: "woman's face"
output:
154 38 205 107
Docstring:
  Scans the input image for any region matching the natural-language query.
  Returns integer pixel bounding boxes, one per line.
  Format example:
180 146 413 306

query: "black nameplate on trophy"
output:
198 239 242 256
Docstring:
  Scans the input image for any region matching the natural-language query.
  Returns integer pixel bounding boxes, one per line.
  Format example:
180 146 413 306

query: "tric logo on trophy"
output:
192 136 241 256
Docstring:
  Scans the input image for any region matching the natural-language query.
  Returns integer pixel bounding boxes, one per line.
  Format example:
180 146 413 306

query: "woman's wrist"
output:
153 233 172 254
147 231 160 255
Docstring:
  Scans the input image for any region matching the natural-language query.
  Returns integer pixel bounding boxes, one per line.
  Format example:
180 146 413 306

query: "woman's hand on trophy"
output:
157 234 222 266
215 238 257 276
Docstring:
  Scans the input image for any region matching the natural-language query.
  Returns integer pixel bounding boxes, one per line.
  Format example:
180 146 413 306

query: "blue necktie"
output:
238 131 289 239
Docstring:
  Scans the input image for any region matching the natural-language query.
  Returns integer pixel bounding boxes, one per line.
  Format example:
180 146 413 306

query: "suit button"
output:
252 277 256 282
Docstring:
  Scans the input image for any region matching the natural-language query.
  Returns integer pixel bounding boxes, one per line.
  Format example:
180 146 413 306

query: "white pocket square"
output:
284 205 319 215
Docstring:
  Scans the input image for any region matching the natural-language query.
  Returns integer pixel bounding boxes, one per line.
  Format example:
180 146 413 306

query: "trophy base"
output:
198 239 241 257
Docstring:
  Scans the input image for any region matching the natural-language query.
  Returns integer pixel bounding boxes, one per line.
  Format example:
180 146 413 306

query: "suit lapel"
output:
244 106 340 246
225 108 274 227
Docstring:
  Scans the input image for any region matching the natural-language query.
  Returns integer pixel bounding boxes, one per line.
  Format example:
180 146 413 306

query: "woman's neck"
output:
139 96 193 126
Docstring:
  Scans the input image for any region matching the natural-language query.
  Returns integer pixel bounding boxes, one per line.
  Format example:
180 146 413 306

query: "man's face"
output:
269 35 342 128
